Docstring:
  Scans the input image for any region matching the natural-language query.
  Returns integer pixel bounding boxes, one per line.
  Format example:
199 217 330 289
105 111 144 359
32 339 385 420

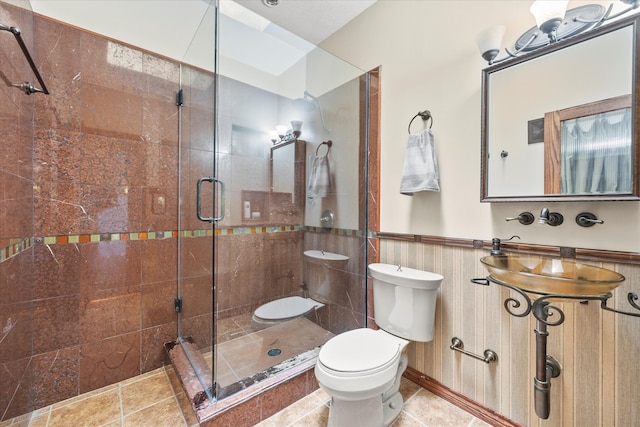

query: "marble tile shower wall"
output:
303 231 366 335
380 239 640 427
214 231 304 320
0 6 217 420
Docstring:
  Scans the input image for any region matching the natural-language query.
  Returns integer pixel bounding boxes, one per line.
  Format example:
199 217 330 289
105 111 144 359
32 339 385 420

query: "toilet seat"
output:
318 329 405 377
254 296 323 321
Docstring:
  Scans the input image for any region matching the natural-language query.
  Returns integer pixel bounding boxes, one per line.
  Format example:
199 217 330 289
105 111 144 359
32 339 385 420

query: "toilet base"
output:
327 395 384 427
326 390 403 427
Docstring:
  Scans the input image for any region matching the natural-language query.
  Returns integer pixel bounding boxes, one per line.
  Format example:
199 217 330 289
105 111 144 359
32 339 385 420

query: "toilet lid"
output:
319 329 401 373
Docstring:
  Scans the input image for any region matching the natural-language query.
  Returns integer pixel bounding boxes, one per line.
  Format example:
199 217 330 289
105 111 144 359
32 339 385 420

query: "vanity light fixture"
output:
476 0 640 64
270 120 303 145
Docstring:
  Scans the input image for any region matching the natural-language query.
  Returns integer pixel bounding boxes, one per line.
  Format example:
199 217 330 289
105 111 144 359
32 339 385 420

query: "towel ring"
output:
408 110 433 134
315 140 332 156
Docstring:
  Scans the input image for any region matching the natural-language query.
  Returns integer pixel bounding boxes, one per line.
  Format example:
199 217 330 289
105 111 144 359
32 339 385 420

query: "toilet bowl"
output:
252 296 324 328
315 263 443 427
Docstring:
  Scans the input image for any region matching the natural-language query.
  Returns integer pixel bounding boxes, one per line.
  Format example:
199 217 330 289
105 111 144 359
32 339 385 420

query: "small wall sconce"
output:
270 120 303 145
476 0 640 65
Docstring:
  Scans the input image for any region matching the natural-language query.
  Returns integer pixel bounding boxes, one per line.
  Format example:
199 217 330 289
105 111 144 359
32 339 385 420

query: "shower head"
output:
292 92 316 112
292 91 331 134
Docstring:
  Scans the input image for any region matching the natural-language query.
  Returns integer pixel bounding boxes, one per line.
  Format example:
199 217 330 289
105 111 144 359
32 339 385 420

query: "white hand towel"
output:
400 129 440 195
308 154 331 198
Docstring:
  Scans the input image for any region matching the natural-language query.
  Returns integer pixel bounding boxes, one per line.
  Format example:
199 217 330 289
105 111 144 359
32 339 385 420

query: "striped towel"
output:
400 129 440 195
308 154 331 198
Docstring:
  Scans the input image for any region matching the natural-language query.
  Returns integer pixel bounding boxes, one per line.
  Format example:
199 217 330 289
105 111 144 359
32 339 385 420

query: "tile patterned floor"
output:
1 366 492 427
1 315 492 426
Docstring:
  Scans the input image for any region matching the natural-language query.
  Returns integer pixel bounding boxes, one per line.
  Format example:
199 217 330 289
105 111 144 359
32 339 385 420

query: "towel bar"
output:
0 23 49 95
315 140 332 156
450 337 498 364
408 110 432 133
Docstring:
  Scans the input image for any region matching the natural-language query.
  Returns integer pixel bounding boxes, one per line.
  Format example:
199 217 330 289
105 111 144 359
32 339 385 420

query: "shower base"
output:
167 315 333 422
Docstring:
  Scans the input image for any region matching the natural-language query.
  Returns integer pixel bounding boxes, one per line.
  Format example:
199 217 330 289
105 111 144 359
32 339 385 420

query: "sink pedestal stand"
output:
471 276 640 419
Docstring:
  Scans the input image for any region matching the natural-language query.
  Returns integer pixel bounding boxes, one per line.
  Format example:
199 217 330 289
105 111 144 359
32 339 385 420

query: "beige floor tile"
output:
51 383 119 410
403 389 474 427
310 387 330 404
399 377 422 401
267 393 325 426
172 391 199 427
391 412 423 427
48 389 121 427
27 412 49 427
287 404 329 426
121 371 175 415
469 418 492 426
123 397 187 427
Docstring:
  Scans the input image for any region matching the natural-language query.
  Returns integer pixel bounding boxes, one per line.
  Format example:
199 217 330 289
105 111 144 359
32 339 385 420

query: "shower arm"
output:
0 23 49 95
304 91 331 135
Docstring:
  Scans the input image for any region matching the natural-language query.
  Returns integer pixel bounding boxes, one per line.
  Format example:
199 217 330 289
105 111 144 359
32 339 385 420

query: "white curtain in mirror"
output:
561 108 632 194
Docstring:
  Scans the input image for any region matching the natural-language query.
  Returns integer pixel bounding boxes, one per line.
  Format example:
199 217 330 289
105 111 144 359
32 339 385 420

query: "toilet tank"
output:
369 263 443 342
304 250 349 302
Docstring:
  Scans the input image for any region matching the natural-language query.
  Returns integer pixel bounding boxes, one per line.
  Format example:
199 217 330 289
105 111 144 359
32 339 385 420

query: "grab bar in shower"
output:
0 23 49 95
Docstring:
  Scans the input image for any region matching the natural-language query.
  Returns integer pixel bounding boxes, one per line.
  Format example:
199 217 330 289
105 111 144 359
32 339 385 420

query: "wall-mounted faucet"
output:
538 208 564 226
575 212 604 227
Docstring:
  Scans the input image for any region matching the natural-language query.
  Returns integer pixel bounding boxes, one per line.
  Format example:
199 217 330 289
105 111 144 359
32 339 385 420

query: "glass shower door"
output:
173 0 218 403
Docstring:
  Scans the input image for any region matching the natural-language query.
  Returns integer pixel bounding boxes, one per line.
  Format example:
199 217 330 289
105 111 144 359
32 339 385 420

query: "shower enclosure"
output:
0 0 370 421
170 1 371 420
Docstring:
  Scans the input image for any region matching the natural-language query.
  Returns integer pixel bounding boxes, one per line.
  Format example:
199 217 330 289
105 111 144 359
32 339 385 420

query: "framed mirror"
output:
481 14 639 202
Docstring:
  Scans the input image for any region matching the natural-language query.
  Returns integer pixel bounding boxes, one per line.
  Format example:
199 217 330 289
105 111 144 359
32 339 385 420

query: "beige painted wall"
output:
321 0 640 253
321 1 640 425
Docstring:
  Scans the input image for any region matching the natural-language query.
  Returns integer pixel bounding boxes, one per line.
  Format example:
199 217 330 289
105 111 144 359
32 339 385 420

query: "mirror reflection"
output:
482 17 638 201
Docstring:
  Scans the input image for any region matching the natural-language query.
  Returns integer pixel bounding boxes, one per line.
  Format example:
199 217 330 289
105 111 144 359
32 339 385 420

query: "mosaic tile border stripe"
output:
1 225 370 264
0 238 34 263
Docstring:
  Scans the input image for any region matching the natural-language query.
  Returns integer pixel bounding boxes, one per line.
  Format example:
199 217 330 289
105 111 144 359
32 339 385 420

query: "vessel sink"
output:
480 255 625 296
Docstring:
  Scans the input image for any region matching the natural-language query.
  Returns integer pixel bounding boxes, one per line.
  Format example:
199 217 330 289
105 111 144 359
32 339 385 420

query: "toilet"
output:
252 296 324 328
315 263 443 427
252 250 347 328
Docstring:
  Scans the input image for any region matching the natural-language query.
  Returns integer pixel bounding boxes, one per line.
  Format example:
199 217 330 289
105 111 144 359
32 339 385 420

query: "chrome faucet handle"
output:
576 212 604 227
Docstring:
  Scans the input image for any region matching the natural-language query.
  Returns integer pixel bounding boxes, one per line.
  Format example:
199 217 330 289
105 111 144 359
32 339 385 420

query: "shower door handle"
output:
196 177 225 222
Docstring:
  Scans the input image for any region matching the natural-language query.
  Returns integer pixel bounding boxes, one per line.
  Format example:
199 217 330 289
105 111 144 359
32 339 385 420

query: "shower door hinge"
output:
174 296 183 313
176 89 184 107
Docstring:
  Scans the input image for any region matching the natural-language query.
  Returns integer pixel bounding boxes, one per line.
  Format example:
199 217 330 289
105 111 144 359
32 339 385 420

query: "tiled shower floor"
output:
212 315 334 387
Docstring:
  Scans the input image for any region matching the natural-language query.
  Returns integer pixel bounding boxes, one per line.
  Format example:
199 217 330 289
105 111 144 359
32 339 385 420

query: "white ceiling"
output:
28 0 376 69
234 0 377 45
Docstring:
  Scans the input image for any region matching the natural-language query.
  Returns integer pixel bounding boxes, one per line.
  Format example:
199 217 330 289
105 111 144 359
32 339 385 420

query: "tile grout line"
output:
117 383 125 425
163 368 191 427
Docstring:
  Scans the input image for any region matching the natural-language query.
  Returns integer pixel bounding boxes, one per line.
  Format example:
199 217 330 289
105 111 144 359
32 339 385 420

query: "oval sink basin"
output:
481 255 625 296
304 250 349 265
368 263 443 289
